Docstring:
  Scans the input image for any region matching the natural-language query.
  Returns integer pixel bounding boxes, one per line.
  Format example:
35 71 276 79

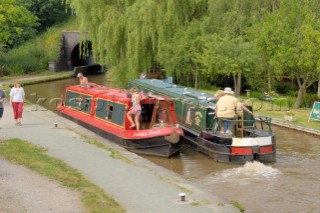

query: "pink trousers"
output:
12 102 24 119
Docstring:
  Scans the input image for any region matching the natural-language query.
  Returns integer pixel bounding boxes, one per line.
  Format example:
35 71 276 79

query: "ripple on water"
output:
204 161 281 185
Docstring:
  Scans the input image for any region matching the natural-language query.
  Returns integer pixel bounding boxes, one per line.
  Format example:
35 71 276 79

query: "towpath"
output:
0 101 239 213
0 72 73 85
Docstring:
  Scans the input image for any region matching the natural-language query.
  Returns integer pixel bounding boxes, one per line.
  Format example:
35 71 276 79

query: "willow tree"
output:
66 0 199 85
157 20 206 88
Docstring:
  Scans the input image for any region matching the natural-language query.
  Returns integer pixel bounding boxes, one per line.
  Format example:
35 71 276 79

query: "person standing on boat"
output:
216 87 253 135
77 73 88 84
206 90 224 132
0 84 6 128
127 87 142 130
9 80 25 126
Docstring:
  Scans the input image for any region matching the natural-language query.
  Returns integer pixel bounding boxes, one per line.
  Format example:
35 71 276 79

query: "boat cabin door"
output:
148 97 174 128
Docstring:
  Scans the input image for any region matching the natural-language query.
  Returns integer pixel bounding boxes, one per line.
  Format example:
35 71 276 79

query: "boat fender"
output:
164 133 180 144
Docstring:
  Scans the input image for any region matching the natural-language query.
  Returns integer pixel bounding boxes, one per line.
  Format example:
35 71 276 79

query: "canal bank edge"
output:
0 101 241 213
268 117 320 136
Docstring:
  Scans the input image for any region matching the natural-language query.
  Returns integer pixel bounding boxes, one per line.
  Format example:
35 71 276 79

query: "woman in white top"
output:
10 80 25 126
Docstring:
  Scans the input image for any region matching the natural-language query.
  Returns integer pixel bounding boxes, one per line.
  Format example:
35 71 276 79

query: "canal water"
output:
25 74 320 213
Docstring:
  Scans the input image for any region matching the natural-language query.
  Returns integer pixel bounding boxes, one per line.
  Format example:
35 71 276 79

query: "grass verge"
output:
230 200 246 213
201 89 319 131
0 138 125 213
242 98 320 131
3 71 74 87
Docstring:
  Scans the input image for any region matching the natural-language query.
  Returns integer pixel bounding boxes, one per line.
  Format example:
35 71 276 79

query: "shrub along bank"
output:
0 18 78 76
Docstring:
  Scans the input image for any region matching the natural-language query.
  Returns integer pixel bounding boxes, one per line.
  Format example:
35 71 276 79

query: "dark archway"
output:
52 32 106 73
70 41 94 68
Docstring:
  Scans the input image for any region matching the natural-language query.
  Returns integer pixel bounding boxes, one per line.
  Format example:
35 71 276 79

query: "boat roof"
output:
66 83 172 104
130 79 214 104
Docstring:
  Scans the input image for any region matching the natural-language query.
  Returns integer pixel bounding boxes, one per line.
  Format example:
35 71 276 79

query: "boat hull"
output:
182 131 276 164
59 110 181 158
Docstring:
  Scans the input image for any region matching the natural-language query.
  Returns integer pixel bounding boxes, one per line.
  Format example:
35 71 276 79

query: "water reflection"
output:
25 74 110 111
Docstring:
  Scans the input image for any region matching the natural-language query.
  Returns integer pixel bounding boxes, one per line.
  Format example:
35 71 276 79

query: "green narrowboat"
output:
128 78 276 164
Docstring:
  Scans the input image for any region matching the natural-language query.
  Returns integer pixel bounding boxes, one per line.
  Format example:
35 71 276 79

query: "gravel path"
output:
0 158 86 213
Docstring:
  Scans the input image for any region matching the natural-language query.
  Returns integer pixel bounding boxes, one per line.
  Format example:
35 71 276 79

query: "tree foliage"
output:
64 0 320 107
18 0 71 32
0 21 66 75
0 0 38 47
252 0 320 108
66 0 203 85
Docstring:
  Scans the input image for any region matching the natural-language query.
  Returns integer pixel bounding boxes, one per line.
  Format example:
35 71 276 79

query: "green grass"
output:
201 88 319 131
230 200 246 213
3 71 73 87
241 98 320 131
79 135 132 163
0 138 125 213
1 71 73 95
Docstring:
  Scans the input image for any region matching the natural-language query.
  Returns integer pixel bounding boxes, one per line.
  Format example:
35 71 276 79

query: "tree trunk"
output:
318 74 320 99
267 68 272 91
293 86 304 109
233 74 237 95
233 72 242 96
194 73 198 89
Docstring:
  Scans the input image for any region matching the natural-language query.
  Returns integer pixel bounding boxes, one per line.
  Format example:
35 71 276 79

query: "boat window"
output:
83 98 90 112
105 105 114 120
65 91 92 114
95 99 126 127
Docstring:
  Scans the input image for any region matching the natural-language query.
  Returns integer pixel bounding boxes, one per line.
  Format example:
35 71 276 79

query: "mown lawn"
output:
200 88 320 131
241 97 320 131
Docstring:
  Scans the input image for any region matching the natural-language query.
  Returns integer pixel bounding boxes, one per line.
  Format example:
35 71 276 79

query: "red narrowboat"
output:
57 83 183 157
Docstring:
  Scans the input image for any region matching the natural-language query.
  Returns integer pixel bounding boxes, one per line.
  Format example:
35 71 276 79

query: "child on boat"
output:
127 87 142 130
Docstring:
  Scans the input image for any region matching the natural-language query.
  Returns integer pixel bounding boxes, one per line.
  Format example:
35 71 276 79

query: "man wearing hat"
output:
215 87 253 135
0 84 5 127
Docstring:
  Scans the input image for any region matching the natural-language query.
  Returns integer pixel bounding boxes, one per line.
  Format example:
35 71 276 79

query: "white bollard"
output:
179 193 186 201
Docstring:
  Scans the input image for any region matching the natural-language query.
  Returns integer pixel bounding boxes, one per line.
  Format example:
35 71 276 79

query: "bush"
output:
249 90 261 99
1 42 46 75
302 93 318 108
271 97 294 108
273 81 297 95
0 19 74 75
